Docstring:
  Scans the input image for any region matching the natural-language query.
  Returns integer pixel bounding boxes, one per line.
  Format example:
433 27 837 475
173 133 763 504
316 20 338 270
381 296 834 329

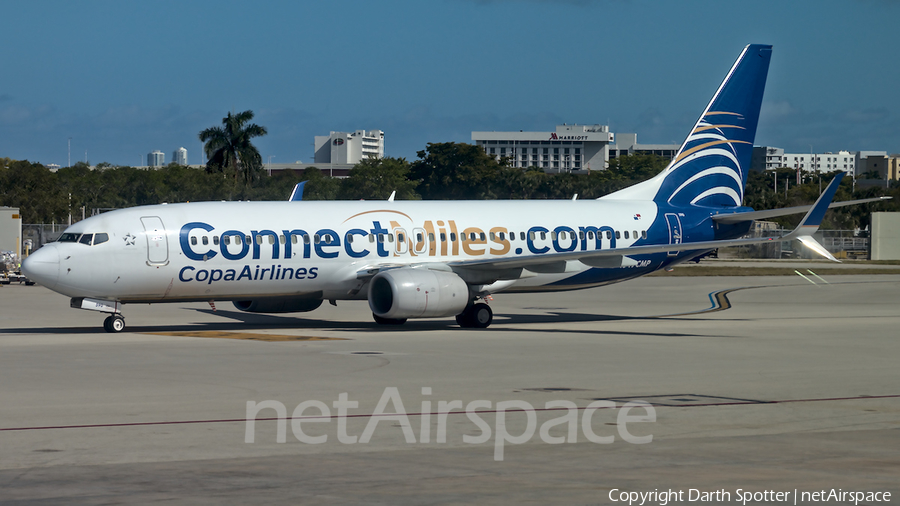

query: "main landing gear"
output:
456 303 493 329
103 314 126 333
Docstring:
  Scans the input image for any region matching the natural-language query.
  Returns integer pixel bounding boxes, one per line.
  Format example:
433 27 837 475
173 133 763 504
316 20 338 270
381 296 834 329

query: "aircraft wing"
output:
711 196 890 224
447 171 847 273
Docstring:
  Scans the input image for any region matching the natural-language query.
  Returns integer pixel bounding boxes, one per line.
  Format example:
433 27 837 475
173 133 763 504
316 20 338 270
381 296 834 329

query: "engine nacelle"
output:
233 297 323 314
368 269 469 319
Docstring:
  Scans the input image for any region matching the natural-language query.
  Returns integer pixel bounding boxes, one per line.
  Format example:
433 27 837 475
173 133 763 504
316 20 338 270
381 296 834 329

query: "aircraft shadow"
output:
0 308 729 338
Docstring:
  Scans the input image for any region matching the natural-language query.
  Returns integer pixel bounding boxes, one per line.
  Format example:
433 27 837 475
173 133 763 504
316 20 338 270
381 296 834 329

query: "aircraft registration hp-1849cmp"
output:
22 44 887 332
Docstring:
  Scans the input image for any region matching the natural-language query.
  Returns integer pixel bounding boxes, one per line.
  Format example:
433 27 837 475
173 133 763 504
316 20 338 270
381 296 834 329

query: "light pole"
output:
268 155 275 176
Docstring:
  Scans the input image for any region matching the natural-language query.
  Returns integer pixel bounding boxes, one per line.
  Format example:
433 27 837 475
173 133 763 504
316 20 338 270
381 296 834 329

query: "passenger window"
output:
428 233 435 241
615 231 621 239
540 232 546 240
388 234 394 243
303 235 310 244
490 232 496 241
378 234 384 243
398 233 405 242
520 232 525 241
223 235 231 245
440 233 446 242
369 234 376 243
606 231 612 240
642 231 647 239
314 234 321 243
480 232 485 241
529 232 535 240
551 232 558 240
202 236 209 246
93 233 109 245
190 236 198 246
279 235 285 244
450 233 456 242
633 231 638 239
79 234 93 245
579 231 585 240
417 233 423 242
624 231 629 239
213 236 219 246
499 232 505 241
245 235 251 245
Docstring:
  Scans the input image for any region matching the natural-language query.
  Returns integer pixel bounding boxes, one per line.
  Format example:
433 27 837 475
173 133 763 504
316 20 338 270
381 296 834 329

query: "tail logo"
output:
663 111 751 208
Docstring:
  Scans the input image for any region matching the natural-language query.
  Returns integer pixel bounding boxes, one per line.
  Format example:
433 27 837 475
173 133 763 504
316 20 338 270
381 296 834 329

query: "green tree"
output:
0 160 67 223
298 167 340 200
198 110 268 190
410 142 509 200
338 157 420 200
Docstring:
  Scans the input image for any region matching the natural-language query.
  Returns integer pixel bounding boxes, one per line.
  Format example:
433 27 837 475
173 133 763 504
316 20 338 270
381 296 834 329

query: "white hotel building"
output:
472 124 614 172
314 130 385 165
752 146 857 175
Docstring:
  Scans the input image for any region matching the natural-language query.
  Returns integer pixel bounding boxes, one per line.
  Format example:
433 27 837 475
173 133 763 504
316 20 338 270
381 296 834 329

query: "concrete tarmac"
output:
1 274 899 505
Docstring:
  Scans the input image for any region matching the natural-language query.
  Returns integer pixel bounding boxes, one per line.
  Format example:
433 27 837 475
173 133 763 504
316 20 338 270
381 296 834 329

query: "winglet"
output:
796 172 844 233
289 181 306 201
786 172 845 262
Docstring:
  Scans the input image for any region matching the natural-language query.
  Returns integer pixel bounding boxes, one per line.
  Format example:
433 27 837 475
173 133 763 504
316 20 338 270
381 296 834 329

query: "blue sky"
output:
2 0 899 167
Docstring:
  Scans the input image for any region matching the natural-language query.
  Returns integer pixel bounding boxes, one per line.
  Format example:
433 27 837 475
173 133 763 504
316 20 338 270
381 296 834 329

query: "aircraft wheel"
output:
457 304 492 328
372 313 407 325
470 304 493 328
104 315 125 333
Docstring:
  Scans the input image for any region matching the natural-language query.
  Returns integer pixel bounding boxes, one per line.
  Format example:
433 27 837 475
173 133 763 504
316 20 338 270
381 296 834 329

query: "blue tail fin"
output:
288 181 306 201
604 44 772 207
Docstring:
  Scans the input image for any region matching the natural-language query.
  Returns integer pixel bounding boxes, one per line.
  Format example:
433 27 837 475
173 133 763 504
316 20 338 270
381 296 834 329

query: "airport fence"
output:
729 229 869 260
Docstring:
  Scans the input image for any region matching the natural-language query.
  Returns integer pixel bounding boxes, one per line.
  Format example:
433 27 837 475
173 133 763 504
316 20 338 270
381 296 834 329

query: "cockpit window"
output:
94 233 109 245
79 234 94 245
59 233 81 242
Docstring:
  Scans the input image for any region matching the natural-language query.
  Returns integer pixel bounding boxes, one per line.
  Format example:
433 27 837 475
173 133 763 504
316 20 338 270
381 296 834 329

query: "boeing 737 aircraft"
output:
22 44 886 332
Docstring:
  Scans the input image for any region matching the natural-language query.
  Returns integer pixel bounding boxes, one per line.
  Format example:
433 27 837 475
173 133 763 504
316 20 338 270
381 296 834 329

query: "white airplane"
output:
22 44 886 332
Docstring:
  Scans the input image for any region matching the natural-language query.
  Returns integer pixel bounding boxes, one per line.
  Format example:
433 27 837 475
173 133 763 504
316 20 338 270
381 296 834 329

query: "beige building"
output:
887 155 900 181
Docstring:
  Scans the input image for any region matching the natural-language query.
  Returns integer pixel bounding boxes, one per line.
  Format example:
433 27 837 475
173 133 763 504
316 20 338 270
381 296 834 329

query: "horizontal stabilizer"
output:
713 196 891 224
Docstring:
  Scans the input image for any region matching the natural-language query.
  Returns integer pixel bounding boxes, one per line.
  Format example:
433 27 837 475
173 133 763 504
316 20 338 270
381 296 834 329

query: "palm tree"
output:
198 110 268 185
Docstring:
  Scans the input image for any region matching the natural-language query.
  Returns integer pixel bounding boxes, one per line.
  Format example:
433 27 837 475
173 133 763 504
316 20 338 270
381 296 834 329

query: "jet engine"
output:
368 268 469 319
233 297 323 313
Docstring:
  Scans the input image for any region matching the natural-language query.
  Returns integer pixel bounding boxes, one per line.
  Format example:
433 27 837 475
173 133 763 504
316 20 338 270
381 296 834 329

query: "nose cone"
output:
22 245 59 289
